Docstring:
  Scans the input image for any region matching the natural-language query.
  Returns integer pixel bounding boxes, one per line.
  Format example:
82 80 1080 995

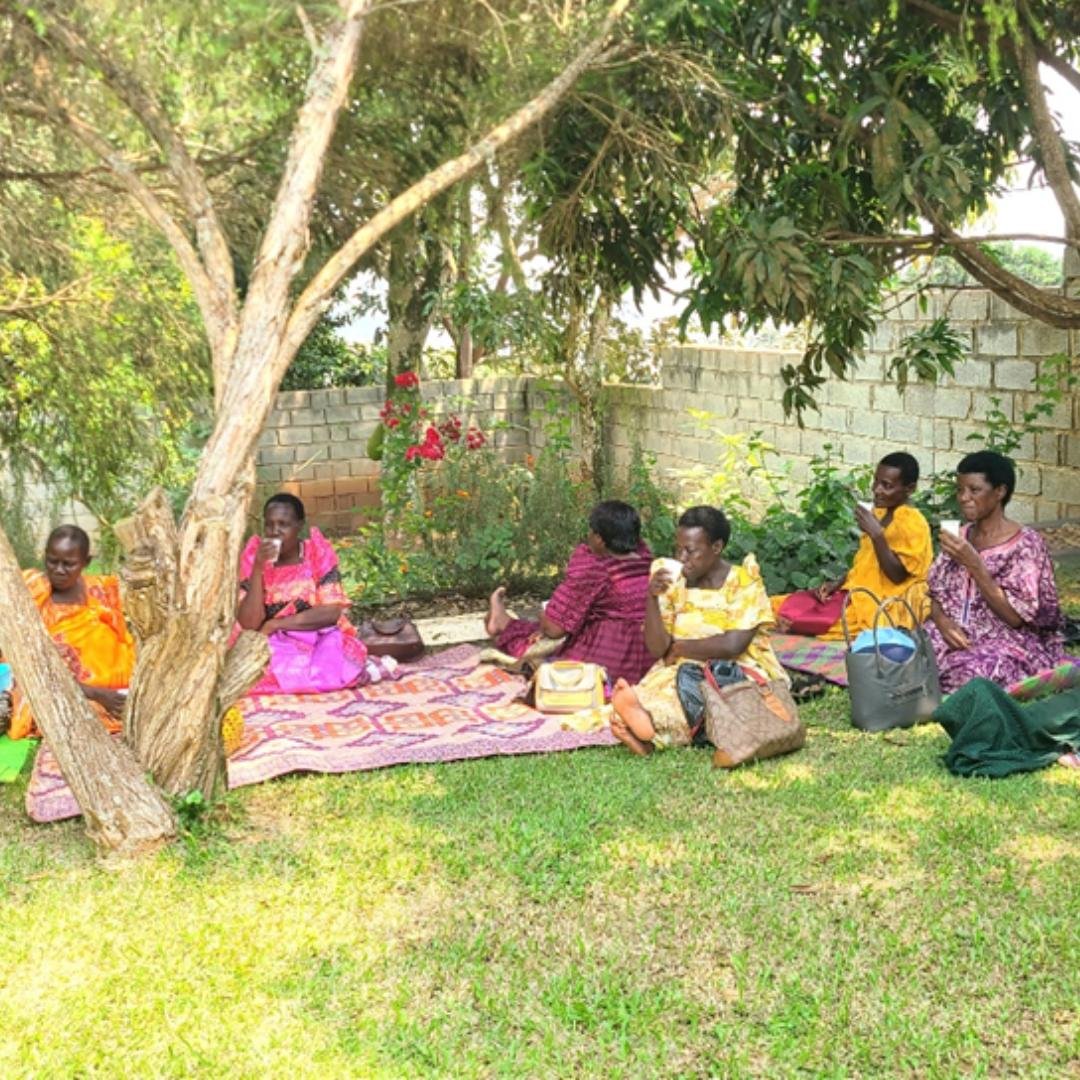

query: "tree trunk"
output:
456 324 474 378
0 527 176 857
454 182 475 379
386 218 444 382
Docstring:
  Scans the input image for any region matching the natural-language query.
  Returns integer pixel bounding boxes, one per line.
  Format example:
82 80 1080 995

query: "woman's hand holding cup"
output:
648 557 683 597
255 536 282 568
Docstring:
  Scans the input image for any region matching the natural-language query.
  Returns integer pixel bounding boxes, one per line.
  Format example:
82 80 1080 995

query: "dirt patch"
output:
353 590 548 623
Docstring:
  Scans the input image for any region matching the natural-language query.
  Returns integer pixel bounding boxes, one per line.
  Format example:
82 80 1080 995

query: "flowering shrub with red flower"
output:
377 372 491 526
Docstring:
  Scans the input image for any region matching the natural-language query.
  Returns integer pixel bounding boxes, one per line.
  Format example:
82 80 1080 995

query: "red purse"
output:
777 589 847 635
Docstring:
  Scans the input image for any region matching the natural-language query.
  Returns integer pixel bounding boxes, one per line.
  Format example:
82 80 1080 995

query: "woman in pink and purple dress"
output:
236 493 397 694
485 500 654 685
927 451 1066 694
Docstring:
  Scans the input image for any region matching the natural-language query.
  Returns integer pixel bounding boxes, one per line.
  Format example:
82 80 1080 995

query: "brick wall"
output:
255 377 533 533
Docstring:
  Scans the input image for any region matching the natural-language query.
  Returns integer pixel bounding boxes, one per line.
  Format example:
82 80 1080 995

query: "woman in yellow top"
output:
772 452 932 639
611 505 786 754
9 525 134 739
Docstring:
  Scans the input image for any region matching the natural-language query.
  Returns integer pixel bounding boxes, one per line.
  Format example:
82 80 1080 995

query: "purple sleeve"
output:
543 545 609 636
998 530 1063 628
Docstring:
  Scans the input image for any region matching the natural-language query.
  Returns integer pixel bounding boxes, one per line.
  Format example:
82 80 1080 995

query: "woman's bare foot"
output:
610 678 656 755
485 586 511 638
610 711 652 756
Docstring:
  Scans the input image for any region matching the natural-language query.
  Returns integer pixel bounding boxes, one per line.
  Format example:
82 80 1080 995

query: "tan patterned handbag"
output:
704 665 805 768
534 661 607 714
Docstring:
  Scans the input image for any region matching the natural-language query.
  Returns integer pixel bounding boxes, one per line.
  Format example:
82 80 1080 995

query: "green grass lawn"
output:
1 572 1078 1077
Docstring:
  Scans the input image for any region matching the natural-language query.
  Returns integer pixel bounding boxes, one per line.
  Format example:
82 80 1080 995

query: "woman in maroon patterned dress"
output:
927 451 1066 693
485 500 654 685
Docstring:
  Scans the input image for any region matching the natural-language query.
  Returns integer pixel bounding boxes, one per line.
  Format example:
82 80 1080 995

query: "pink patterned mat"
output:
25 645 617 824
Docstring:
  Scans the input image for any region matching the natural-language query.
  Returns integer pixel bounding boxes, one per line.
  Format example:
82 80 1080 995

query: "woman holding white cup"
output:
927 451 1067 692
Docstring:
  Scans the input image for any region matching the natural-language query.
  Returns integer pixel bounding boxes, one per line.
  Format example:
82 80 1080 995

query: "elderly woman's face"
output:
44 537 88 593
676 525 723 584
263 503 303 557
956 472 1006 521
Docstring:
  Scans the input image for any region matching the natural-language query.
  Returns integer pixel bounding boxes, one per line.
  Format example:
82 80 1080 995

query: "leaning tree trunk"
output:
115 488 269 799
0 527 177 856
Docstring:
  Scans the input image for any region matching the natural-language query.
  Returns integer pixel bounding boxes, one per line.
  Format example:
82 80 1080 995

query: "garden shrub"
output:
339 374 680 604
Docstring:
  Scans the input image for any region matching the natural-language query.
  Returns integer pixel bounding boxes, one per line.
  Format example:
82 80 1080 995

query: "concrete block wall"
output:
605 288 1079 523
255 377 533 534
0 463 99 552
250 287 1080 533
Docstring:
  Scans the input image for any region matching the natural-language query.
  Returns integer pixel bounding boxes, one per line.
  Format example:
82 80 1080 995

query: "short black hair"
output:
263 492 306 521
46 524 90 559
957 450 1016 505
677 505 731 546
879 451 920 486
588 500 642 554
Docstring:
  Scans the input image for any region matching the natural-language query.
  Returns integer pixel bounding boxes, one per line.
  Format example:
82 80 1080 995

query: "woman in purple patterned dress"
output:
927 451 1066 694
484 500 654 685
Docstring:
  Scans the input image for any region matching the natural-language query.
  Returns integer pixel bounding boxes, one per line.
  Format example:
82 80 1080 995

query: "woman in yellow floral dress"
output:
611 505 786 754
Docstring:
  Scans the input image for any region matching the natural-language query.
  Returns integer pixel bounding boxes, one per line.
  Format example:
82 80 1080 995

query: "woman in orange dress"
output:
9 525 134 739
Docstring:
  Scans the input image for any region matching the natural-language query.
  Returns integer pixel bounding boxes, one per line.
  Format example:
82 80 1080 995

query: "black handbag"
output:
842 589 942 732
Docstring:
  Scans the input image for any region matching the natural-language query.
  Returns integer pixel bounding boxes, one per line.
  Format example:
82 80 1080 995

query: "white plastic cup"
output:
267 537 283 563
857 500 874 514
654 558 683 590
940 519 961 538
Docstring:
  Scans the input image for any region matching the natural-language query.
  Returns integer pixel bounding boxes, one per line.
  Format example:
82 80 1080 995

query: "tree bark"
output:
0 528 176 857
386 218 444 380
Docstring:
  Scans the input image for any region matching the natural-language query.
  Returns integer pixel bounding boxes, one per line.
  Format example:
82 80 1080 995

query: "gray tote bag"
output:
842 589 942 732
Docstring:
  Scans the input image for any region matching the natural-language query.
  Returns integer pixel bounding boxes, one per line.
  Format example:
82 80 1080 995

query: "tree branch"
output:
281 0 634 360
190 0 374 503
1014 30 1080 242
15 3 239 379
819 230 1078 248
921 203 1080 326
20 64 230 360
0 273 88 314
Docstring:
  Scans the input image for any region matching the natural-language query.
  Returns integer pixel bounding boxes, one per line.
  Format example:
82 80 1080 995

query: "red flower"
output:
466 427 486 450
439 416 462 441
405 445 422 462
386 417 400 429
419 441 445 461
394 371 420 389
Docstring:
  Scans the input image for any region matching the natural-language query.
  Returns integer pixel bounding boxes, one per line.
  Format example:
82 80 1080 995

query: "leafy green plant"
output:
886 316 966 391
614 442 679 557
678 419 790 518
724 447 868 594
282 319 385 390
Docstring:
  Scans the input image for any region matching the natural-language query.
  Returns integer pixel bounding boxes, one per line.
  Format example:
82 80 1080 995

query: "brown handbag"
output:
704 664 805 768
358 615 425 662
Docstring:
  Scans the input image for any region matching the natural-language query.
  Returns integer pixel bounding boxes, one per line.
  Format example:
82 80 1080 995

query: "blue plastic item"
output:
0 663 10 693
850 627 916 664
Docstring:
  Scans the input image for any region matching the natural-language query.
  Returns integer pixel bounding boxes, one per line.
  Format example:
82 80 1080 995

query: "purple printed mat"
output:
26 645 616 824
